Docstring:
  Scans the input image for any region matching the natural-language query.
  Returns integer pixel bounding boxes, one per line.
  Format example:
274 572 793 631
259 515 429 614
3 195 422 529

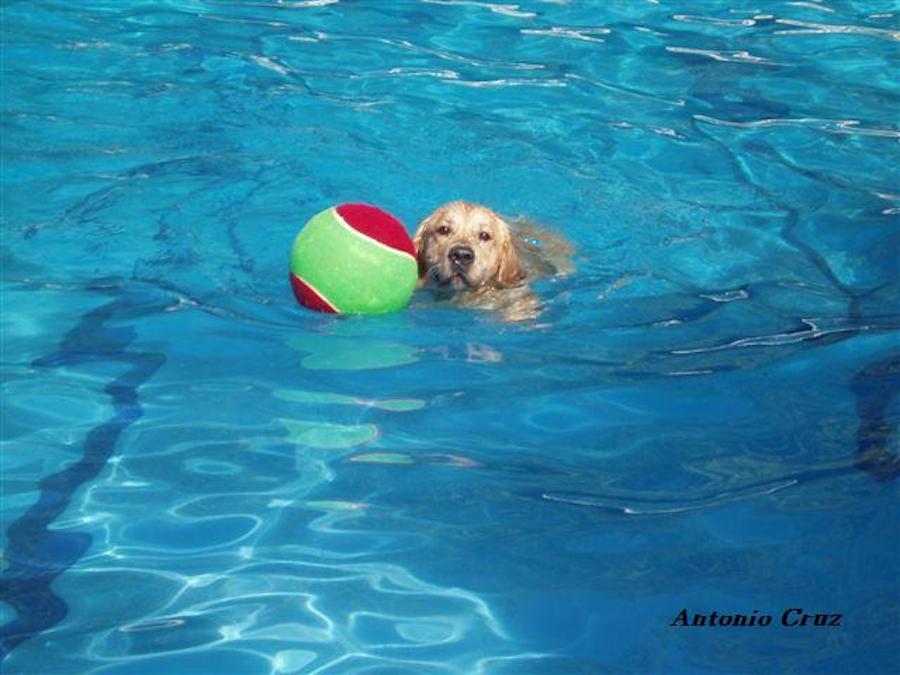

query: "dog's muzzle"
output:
448 245 475 270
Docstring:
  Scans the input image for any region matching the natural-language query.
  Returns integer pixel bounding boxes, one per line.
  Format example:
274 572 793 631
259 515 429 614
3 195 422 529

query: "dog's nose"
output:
449 245 475 268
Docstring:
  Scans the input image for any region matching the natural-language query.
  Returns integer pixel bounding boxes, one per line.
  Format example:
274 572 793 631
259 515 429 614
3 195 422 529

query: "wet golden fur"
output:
413 200 573 321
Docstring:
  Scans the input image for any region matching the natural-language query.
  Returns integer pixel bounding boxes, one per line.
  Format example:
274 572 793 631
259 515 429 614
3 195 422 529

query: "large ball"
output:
289 204 418 315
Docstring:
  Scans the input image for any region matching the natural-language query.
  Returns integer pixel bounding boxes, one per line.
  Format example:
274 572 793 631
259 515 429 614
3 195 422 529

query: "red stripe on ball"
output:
290 272 337 313
336 203 416 258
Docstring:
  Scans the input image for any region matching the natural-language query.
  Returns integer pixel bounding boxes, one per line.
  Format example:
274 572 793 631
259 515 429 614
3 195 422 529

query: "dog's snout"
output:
449 245 475 268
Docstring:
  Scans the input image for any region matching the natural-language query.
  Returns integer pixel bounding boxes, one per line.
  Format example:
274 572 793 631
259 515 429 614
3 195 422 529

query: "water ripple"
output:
541 478 800 515
447 76 567 88
786 1 835 13
671 317 875 354
774 18 900 40
419 0 537 20
672 14 758 28
521 26 610 43
694 114 900 139
666 46 784 66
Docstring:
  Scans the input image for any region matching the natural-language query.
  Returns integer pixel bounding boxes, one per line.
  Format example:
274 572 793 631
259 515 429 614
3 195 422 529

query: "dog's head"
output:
413 201 526 290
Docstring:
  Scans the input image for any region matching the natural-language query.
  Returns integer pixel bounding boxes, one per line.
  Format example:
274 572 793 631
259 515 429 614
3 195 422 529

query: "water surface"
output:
1 1 899 673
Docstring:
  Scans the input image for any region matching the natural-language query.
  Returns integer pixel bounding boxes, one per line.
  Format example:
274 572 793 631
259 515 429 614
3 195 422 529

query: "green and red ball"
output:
289 204 418 315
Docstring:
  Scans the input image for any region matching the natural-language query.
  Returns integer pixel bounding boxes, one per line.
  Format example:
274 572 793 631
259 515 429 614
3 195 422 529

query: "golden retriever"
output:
413 200 572 321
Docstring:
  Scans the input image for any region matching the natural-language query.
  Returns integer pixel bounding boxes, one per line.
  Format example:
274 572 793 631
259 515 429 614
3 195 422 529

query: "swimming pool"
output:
2 0 898 672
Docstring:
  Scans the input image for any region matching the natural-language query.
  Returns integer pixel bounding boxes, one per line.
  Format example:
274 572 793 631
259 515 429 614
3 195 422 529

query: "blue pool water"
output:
2 1 899 673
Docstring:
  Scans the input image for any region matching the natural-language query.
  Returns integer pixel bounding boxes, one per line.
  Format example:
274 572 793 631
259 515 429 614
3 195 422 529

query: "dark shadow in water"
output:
0 279 166 660
852 354 900 482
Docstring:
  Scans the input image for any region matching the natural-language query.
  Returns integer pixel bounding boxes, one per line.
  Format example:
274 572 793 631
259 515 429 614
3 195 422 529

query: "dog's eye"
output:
478 231 492 242
436 225 451 236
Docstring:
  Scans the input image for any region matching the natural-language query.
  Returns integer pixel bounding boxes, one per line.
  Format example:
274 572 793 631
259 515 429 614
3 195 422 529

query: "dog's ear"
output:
497 236 526 287
412 215 434 279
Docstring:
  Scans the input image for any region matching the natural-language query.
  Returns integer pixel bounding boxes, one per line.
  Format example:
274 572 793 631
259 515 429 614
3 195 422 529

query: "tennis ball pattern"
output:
289 204 418 315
